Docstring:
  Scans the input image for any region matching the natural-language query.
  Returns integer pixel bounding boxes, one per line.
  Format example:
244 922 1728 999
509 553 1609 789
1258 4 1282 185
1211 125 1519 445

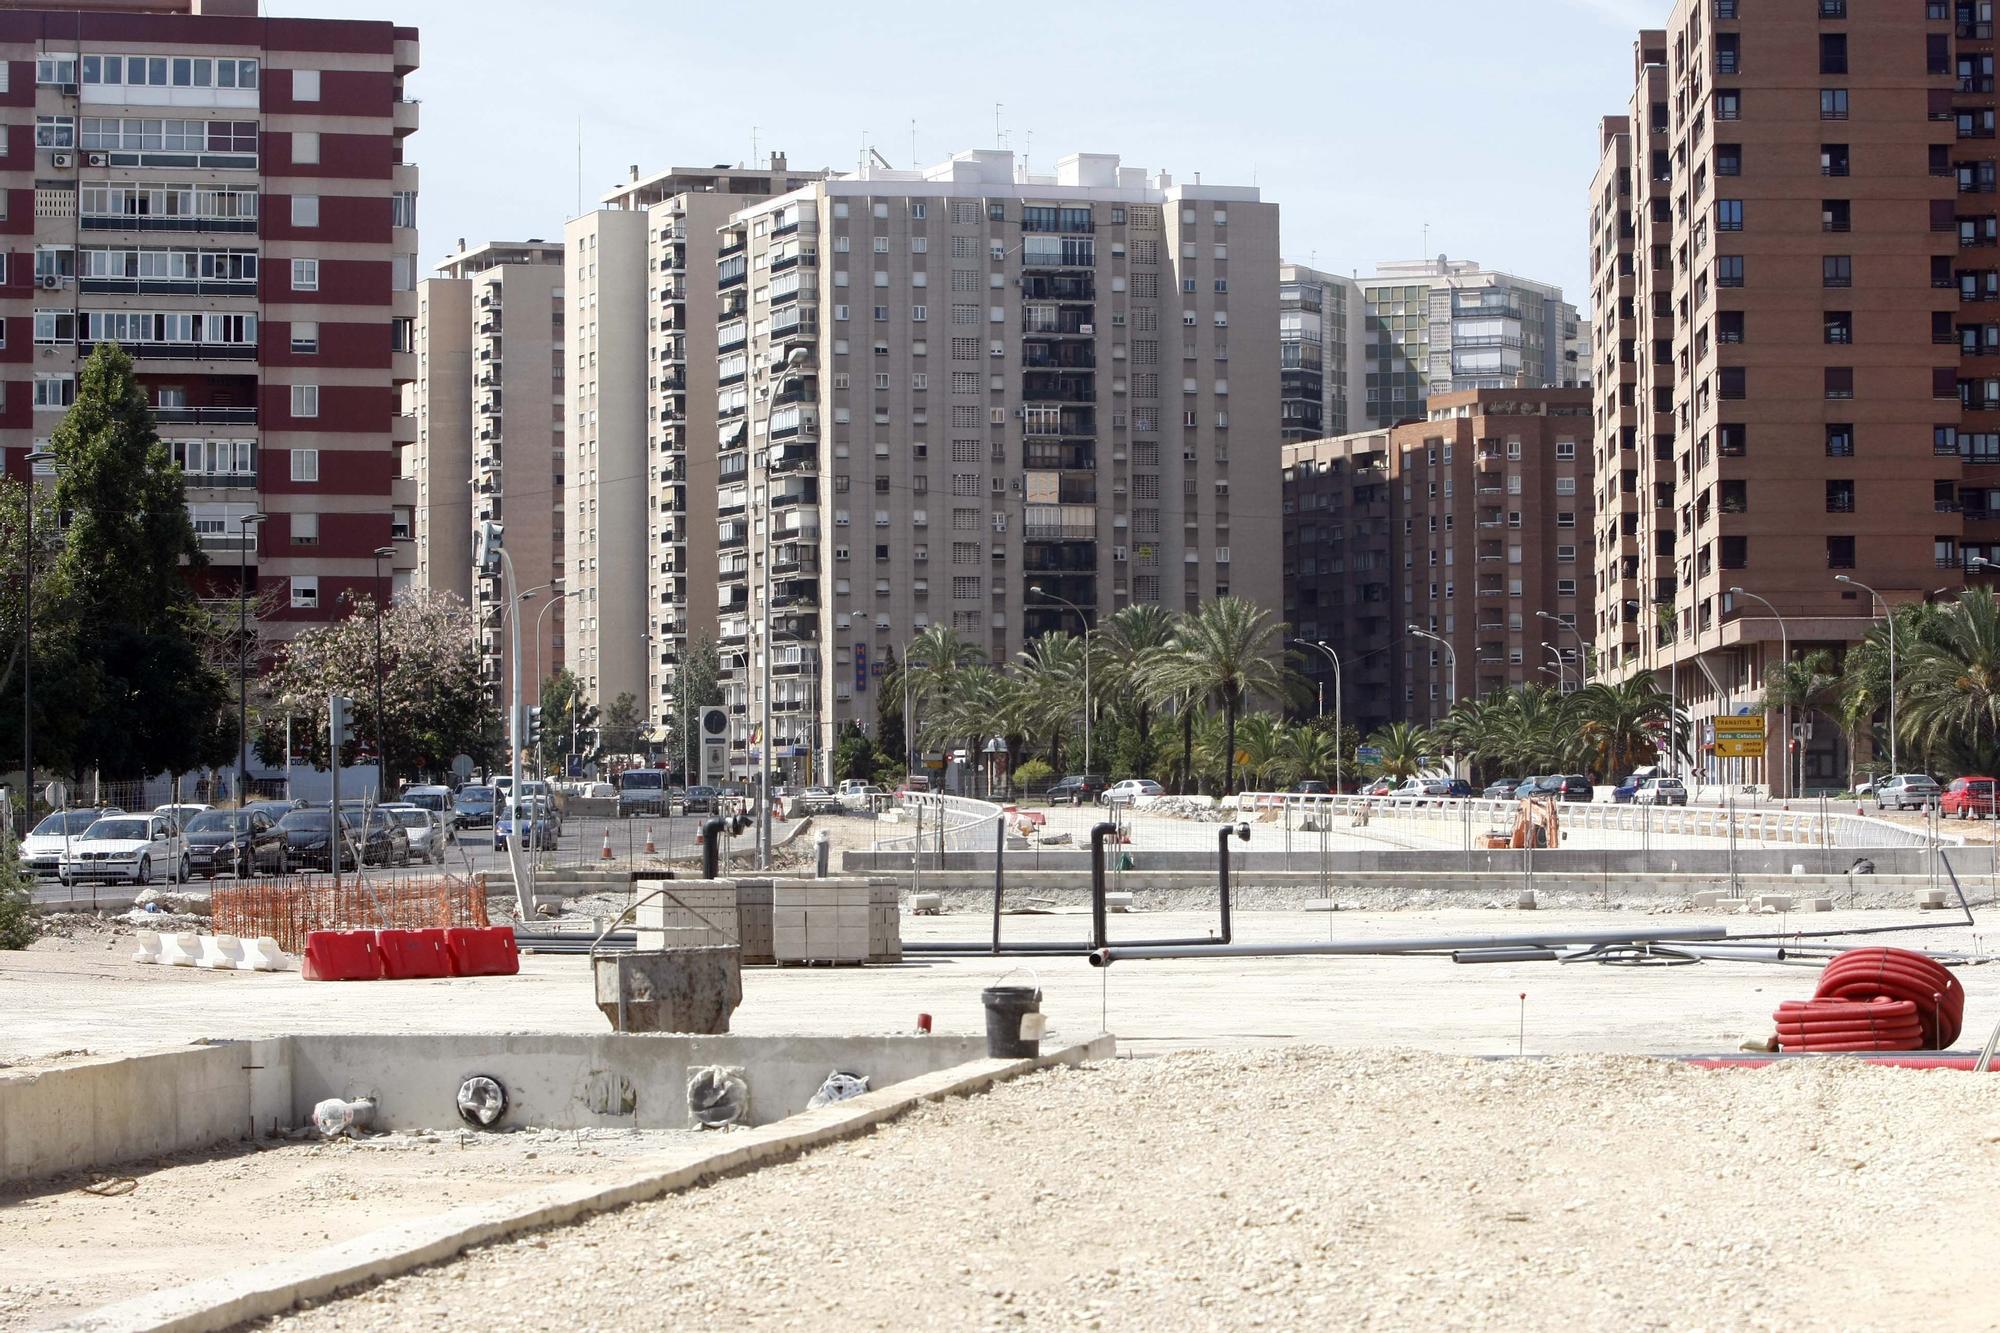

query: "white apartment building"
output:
1279 261 1364 442
717 149 1280 781
563 159 823 727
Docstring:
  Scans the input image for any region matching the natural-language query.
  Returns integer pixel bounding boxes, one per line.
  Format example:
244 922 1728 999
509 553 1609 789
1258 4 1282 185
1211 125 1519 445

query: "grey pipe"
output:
1088 924 1729 968
1089 821 1119 953
1451 947 1562 964
700 815 752 879
1216 821 1248 945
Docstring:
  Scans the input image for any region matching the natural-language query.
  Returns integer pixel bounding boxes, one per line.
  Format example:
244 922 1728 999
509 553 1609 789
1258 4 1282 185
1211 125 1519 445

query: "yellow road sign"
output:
1715 738 1766 758
1712 715 1765 738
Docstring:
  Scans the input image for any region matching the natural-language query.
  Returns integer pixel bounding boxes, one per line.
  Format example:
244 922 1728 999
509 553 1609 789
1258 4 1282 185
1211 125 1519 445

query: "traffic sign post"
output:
1712 714 1765 759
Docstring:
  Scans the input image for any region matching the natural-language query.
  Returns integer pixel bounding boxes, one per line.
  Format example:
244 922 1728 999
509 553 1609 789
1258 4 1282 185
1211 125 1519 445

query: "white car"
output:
20 808 125 878
1102 779 1164 807
837 780 885 807
153 803 210 830
1875 774 1942 811
61 813 189 886
1634 777 1689 806
380 804 449 863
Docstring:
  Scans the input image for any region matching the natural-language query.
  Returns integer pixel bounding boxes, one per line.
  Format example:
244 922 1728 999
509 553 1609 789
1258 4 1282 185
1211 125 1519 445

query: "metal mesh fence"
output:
211 873 490 954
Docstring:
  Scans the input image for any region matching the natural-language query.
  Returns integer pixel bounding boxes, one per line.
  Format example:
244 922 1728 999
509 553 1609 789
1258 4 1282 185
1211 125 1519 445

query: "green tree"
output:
659 633 725 772
1365 720 1432 781
1896 587 2000 773
1573 675 1677 780
1755 648 1843 791
885 625 984 767
1015 631 1086 772
1149 598 1293 794
257 589 493 780
599 692 643 758
1097 605 1179 761
1279 723 1341 787
832 721 883 784
0 811 34 950
39 343 232 780
538 669 600 772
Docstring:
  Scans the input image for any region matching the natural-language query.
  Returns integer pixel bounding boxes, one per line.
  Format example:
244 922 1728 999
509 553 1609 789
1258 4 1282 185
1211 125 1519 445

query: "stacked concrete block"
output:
869 881 902 963
733 879 776 966
633 879 738 952
773 878 898 964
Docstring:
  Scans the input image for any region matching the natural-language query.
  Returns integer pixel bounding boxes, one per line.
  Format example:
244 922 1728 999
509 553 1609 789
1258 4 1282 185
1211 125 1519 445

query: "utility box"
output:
594 946 742 1033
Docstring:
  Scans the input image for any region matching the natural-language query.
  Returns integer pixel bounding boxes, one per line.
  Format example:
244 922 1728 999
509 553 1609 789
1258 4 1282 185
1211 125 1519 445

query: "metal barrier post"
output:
991 812 1005 954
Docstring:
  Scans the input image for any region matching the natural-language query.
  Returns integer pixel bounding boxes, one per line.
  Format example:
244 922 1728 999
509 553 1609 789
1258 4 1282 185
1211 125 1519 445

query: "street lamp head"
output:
1727 585 1745 596
24 449 55 464
239 512 268 526
1834 574 1854 586
373 545 396 559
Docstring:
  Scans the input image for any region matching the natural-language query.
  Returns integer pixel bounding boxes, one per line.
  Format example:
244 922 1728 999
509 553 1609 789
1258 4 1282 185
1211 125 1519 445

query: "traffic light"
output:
473 520 505 576
525 705 543 746
329 695 356 751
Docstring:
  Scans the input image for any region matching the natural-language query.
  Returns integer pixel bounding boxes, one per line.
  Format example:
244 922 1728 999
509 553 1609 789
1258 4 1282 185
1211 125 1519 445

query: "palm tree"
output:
1896 587 2000 773
1279 724 1340 787
1097 606 1179 759
1573 676 1677 780
1366 720 1431 781
885 626 982 766
1234 713 1288 790
1148 598 1292 794
1015 631 1086 773
1756 649 1842 792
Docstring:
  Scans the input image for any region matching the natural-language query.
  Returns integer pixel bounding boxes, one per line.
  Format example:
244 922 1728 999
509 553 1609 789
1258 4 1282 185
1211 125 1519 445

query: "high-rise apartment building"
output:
1360 258 1587 428
1588 1 2000 792
1279 261 1362 441
1283 389 1595 740
563 159 821 727
0 0 421 631
717 149 1280 781
414 239 563 703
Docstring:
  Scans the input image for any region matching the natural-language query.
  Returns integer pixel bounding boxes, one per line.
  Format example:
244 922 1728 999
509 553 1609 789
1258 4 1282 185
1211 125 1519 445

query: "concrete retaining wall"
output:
0 1032 995 1185
845 846 1965 877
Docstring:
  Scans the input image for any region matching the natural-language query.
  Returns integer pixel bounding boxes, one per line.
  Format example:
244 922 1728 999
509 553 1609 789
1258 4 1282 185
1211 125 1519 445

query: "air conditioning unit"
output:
85 152 107 168
50 152 73 168
59 83 78 97
39 274 62 290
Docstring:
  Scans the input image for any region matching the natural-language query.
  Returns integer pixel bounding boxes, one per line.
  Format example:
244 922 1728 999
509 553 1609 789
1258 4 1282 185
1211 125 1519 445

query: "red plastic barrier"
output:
445 925 519 977
377 928 450 980
301 929 382 982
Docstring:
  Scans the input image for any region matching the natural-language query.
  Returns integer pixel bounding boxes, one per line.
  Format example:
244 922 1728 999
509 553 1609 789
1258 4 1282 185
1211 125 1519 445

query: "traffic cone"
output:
644 827 657 856
599 829 614 861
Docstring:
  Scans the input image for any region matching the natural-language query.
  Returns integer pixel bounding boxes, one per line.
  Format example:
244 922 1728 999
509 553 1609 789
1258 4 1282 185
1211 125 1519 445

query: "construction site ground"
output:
263 1047 2000 1333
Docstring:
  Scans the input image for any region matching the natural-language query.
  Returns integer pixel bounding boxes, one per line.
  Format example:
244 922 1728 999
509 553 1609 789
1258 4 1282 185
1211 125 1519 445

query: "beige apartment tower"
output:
1589 1 2000 793
415 240 565 704
718 149 1281 782
563 160 823 732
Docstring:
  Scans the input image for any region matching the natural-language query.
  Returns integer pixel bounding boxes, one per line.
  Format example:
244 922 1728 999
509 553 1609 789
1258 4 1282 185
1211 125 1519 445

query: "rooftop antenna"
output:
574 116 582 217
1024 128 1032 176
1422 221 1431 259
995 102 1003 146
911 117 917 167
751 125 759 169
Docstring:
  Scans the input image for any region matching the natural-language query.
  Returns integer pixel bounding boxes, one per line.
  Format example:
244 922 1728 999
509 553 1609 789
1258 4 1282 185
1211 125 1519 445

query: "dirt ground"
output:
262 1048 2000 1332
0 1125 707 1330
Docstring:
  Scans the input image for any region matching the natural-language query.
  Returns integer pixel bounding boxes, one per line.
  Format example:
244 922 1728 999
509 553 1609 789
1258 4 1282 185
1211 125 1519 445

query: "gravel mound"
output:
269 1049 2000 1330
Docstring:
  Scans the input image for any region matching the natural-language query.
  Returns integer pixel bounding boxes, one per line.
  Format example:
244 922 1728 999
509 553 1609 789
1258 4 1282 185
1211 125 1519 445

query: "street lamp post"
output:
371 545 396 799
1291 639 1343 794
235 513 268 803
1536 610 1588 684
1835 575 1895 777
1406 624 1457 777
20 450 53 831
1030 586 1092 776
1542 642 1569 691
532 590 571 781
1728 587 1789 797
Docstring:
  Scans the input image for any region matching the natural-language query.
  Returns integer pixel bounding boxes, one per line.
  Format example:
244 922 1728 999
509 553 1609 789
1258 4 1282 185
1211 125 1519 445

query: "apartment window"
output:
293 68 320 101
1820 143 1849 177
291 511 319 545
1826 535 1856 569
290 321 318 354
872 306 888 321
290 384 319 418
1821 199 1851 232
1824 311 1853 344
1820 89 1849 121
1720 536 1748 570
833 304 849 321
1717 33 1740 74
1826 479 1855 513
1717 255 1744 287
1716 199 1743 231
1824 255 1852 287
33 374 75 409
1717 90 1741 120
289 446 319 481
1717 310 1745 344
1556 512 1577 528
292 131 319 165
290 575 319 609
911 304 927 322
1825 366 1855 399
1719 367 1747 399
1820 33 1848 74
290 195 319 228
290 258 318 291
1719 423 1748 456
1826 423 1855 456
1717 144 1742 176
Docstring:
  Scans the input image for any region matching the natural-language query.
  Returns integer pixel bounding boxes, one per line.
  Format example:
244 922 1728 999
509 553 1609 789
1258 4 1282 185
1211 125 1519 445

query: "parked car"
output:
1943 776 1998 820
793 787 842 815
61 814 189 886
1554 774 1594 803
581 781 616 800
1396 778 1452 800
836 780 885 808
401 785 458 828
494 798 558 851
20 808 124 878
454 785 498 829
617 768 669 817
334 804 411 866
182 808 288 878
1291 780 1330 795
1102 778 1164 807
1441 779 1474 799
681 785 722 815
243 799 307 826
519 779 566 823
1634 776 1689 806
1482 778 1522 801
380 803 449 863
1875 774 1943 811
277 808 357 872
1361 777 1398 797
1512 775 1548 799
1045 775 1109 806
152 803 210 831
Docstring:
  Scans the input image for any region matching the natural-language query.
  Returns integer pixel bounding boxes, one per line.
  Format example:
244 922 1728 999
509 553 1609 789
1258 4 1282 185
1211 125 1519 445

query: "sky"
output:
274 0 1654 303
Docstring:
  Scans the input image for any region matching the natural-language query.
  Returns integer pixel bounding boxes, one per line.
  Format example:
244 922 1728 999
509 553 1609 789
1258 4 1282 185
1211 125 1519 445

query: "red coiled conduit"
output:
1772 948 1966 1051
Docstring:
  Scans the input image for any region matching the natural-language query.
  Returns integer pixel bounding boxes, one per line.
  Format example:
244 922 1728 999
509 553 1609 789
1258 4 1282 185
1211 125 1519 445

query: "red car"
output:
1942 776 1997 820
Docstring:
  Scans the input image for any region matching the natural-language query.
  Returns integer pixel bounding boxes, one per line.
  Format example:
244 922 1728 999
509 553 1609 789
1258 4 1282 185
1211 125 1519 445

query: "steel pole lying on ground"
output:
1088 924 1730 968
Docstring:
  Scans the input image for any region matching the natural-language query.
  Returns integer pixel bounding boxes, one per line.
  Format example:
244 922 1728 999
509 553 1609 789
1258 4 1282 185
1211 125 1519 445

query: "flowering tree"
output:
256 589 497 781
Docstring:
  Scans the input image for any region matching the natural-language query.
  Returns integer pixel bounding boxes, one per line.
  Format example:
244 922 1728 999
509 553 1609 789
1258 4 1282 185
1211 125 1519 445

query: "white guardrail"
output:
871 793 1006 853
1228 793 1960 851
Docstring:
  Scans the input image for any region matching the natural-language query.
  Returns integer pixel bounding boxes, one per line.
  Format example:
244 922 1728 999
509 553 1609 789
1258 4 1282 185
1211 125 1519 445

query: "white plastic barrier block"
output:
131 930 162 965
158 932 203 967
197 934 245 970
238 936 293 972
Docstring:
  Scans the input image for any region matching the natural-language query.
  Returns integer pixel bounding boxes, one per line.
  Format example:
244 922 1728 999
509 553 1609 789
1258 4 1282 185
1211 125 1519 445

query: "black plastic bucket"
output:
981 984 1042 1058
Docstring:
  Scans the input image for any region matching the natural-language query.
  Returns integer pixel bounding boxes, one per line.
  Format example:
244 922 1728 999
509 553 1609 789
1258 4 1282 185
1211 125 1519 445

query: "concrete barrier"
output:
843 844 1956 877
0 1045 254 1185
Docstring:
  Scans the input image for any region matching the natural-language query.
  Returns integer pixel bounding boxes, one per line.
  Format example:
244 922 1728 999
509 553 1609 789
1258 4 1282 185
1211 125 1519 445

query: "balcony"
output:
154 404 256 425
82 339 255 361
393 98 420 134
78 276 256 298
